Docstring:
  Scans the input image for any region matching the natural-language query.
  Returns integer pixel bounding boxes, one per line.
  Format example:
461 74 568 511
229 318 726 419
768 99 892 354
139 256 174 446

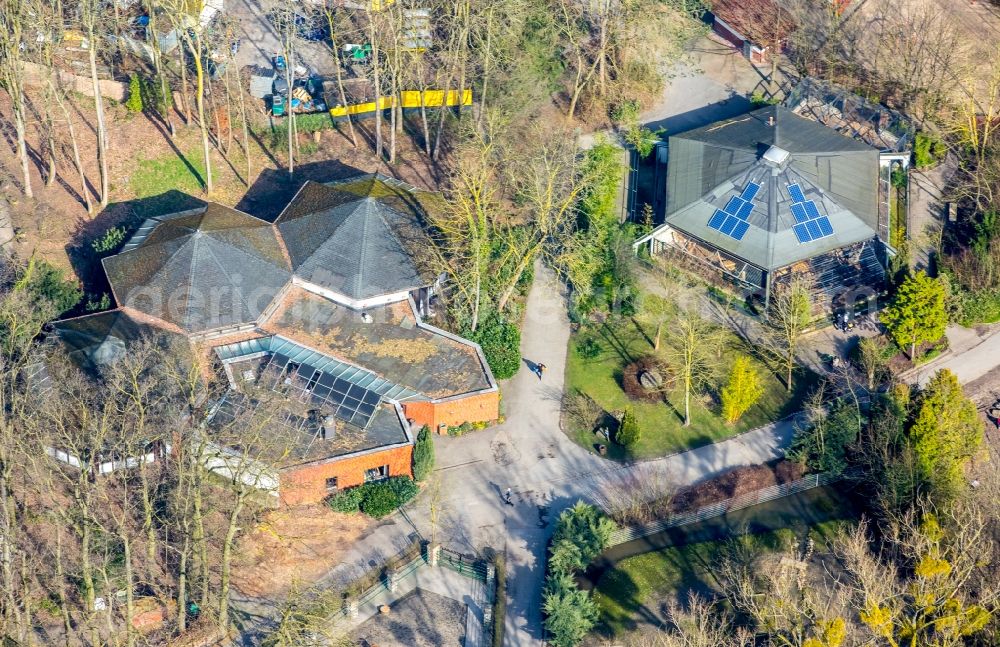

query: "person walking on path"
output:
536 363 546 380
504 488 514 506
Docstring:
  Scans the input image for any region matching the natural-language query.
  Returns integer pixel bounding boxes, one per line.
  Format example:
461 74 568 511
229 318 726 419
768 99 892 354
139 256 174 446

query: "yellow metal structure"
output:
329 89 472 119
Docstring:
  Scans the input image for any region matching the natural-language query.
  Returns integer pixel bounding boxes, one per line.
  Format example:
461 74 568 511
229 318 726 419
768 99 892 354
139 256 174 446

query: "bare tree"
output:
0 0 35 198
79 0 111 207
766 277 812 391
662 307 721 427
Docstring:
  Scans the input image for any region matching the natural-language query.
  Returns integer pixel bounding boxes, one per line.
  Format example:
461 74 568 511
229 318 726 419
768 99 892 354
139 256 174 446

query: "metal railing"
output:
440 547 488 581
607 473 836 546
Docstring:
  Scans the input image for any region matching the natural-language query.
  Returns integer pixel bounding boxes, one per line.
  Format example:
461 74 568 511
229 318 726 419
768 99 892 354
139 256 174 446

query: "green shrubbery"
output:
91 226 126 256
412 425 434 481
360 486 399 518
17 258 82 315
492 553 507 647
542 502 616 647
575 336 601 360
126 74 144 113
326 476 419 519
469 314 521 379
913 132 946 169
615 407 640 446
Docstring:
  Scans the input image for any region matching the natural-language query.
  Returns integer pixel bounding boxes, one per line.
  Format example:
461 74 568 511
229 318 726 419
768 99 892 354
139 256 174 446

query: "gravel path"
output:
351 589 466 647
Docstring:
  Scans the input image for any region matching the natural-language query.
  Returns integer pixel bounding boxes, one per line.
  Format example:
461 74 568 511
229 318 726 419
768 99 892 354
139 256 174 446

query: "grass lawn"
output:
592 513 853 638
564 316 817 461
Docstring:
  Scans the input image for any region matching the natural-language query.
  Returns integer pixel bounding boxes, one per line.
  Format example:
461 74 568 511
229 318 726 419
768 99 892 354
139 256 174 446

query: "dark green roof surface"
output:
52 309 186 372
103 204 291 334
275 175 435 300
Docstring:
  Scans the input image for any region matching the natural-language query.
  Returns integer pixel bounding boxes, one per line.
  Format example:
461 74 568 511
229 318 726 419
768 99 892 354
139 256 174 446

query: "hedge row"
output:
327 476 419 519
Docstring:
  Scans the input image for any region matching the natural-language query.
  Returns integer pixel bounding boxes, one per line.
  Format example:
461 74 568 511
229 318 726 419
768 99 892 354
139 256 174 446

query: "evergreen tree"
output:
908 369 982 503
616 407 640 446
412 425 434 482
542 570 598 647
126 74 144 113
880 271 947 358
720 355 764 424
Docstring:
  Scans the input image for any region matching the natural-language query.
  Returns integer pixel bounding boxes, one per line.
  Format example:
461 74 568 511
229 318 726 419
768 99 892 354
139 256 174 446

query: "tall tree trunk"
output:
190 41 214 193
86 39 110 207
327 10 358 149
54 85 94 215
372 31 383 160
10 93 33 199
176 534 189 632
56 530 72 647
216 495 245 633
178 45 191 124
235 68 252 186
145 4 175 137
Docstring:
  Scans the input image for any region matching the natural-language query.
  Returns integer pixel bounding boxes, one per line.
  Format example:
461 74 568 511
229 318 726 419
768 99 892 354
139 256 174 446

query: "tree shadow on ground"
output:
234 159 367 222
65 190 207 299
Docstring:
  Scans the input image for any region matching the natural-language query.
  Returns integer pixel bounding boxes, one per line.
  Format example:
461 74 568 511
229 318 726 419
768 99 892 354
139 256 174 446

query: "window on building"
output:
364 465 389 483
325 477 338 492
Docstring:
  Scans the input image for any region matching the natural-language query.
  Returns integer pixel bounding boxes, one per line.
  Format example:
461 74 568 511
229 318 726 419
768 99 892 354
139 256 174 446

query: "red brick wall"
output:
712 17 745 51
402 391 500 434
279 445 413 505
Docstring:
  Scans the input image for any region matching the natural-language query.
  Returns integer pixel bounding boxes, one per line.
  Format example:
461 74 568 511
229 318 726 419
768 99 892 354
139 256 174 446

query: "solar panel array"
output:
787 183 835 245
259 352 384 428
707 182 760 242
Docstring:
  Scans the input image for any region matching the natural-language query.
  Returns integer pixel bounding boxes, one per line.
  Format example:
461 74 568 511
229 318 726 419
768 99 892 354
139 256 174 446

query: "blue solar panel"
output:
724 196 743 215
720 215 739 235
793 223 811 243
806 219 823 239
741 182 761 201
805 201 820 219
816 217 833 237
736 201 754 220
708 210 727 230
790 203 808 223
731 220 750 241
788 184 805 203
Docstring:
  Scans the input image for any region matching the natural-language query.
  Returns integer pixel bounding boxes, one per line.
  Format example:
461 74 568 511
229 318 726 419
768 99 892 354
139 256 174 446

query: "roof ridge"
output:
354 199 374 299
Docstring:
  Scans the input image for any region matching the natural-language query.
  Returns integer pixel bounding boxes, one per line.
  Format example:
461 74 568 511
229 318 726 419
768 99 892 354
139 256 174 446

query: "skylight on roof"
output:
762 146 790 167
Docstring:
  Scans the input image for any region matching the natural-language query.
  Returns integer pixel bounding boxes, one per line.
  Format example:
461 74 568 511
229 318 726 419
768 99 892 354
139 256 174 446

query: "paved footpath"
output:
322 261 806 646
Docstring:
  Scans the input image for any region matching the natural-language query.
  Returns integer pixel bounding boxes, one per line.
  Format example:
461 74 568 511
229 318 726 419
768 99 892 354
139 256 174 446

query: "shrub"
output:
85 293 111 312
913 132 946 169
447 421 474 436
19 259 82 314
328 486 365 514
720 355 764 424
542 570 597 647
615 407 640 446
146 74 172 115
575 336 601 360
91 225 126 256
470 314 521 379
541 502 613 647
359 485 399 519
412 425 434 481
750 90 780 108
385 475 419 504
492 553 506 647
126 74 144 113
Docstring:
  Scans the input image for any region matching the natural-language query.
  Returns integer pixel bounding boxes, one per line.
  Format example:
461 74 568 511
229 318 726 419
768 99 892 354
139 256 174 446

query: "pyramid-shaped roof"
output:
52 309 186 372
660 105 880 270
103 204 291 333
275 175 433 301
